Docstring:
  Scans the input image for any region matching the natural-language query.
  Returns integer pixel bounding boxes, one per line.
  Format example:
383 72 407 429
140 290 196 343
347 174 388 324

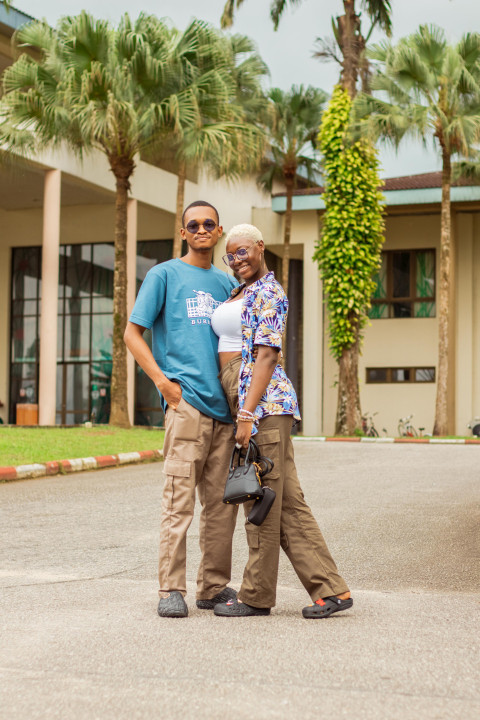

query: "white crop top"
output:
211 299 243 352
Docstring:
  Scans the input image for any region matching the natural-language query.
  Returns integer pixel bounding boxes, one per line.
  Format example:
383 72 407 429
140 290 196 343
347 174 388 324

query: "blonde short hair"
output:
225 223 263 245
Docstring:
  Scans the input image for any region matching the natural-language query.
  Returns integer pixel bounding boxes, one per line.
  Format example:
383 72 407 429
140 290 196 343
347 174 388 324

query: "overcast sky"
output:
9 0 480 178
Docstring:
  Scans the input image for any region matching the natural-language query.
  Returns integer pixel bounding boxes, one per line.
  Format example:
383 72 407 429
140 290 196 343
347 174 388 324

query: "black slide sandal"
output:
302 595 353 619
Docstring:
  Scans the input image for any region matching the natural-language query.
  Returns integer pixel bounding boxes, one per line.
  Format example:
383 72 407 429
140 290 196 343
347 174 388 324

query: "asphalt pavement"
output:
1 442 479 719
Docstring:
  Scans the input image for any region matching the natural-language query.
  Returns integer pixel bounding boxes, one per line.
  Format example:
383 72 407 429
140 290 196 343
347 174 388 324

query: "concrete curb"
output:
0 449 164 483
2 435 479 483
293 436 480 444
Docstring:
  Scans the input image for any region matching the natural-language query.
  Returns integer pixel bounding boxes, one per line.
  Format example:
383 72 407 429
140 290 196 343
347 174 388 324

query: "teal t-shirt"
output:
129 258 237 422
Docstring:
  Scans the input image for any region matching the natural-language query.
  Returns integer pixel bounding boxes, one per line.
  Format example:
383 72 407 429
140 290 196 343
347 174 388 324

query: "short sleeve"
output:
129 266 166 329
253 291 288 349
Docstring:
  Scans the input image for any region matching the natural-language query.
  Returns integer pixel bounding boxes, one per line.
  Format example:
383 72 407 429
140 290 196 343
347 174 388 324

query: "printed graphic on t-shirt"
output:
186 290 221 325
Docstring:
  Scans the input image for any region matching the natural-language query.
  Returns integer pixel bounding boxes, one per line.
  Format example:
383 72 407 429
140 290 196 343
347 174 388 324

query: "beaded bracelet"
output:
237 408 258 424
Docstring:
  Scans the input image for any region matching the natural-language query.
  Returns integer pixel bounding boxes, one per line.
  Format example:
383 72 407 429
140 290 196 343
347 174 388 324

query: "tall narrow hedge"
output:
314 86 385 359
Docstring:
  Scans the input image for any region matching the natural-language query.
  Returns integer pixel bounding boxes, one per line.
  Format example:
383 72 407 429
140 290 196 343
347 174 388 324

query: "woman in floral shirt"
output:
211 224 352 619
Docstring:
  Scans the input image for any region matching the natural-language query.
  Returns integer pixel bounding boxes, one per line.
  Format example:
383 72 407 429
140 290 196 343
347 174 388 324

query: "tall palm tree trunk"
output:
339 0 360 98
433 148 452 436
109 160 133 428
282 178 293 295
172 160 187 258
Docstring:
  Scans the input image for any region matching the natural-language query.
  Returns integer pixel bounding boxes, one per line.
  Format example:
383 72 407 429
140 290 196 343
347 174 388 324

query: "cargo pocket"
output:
173 398 200 442
163 458 191 478
162 458 194 513
255 427 281 480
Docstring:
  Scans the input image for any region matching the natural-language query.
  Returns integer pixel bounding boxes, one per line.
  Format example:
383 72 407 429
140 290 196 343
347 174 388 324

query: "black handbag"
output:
223 439 276 525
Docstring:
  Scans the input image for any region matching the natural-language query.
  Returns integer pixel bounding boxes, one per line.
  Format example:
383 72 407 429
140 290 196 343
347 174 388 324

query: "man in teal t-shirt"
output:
125 201 238 618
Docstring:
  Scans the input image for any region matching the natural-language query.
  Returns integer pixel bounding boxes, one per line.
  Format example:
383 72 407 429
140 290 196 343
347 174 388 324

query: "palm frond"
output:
270 0 303 31
362 0 393 36
411 24 447 74
453 157 480 181
313 36 342 66
457 32 480 73
359 24 480 164
221 0 239 29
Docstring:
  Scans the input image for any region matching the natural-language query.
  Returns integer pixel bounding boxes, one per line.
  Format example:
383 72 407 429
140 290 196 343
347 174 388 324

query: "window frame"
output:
370 248 436 319
366 367 436 384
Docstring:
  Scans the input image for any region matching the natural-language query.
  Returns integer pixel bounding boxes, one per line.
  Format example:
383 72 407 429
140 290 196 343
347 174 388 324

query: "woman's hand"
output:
235 420 253 449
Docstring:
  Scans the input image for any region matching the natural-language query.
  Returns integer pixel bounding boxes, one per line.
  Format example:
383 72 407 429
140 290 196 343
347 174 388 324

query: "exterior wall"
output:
320 210 480 437
0 210 11 424
456 212 480 432
360 213 440 436
321 212 441 435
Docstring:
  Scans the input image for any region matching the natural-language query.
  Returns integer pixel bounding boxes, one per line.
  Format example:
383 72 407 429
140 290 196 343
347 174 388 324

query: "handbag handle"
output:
229 439 274 478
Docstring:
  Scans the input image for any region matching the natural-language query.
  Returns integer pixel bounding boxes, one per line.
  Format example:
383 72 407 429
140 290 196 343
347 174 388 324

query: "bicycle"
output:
398 414 418 438
467 417 480 437
362 411 382 437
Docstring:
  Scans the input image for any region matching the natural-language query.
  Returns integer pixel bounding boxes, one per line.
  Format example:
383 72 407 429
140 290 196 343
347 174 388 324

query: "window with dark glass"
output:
369 249 435 319
366 367 436 384
10 240 173 426
9 247 41 423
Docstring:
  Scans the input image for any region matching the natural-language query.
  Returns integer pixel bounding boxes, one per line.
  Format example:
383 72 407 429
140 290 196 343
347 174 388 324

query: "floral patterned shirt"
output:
229 271 301 434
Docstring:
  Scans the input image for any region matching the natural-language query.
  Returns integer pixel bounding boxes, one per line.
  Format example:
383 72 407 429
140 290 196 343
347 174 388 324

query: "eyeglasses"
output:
184 219 217 234
222 241 258 266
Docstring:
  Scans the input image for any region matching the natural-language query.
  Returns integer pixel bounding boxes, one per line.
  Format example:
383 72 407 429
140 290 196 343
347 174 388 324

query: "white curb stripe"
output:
81 457 98 470
66 458 85 472
117 452 141 464
15 463 48 479
361 436 395 443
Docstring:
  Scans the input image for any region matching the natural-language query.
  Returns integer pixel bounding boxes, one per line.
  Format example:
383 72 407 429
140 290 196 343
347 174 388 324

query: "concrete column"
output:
302 232 324 436
455 213 473 433
448 211 457 435
126 198 138 425
38 169 61 426
473 215 480 417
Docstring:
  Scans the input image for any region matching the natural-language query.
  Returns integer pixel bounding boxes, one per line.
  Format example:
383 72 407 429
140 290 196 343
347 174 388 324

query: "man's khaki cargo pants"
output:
158 397 238 600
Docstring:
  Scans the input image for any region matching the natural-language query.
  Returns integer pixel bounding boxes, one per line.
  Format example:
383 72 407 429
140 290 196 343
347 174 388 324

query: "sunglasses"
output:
184 219 217 234
222 242 258 266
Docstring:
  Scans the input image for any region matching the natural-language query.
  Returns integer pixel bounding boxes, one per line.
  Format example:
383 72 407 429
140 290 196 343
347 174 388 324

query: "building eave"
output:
272 185 480 213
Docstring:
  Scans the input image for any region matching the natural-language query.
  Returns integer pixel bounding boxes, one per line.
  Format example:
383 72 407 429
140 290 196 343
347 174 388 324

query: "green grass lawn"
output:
0 426 164 466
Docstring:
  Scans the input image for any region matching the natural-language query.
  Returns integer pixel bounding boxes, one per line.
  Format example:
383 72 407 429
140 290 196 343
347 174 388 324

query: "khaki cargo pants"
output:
220 356 349 609
159 397 238 600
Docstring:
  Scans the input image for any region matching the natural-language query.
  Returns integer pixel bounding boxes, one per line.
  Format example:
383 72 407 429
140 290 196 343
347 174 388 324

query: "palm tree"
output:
258 85 326 295
0 12 236 427
167 33 268 259
222 0 392 97
355 25 480 434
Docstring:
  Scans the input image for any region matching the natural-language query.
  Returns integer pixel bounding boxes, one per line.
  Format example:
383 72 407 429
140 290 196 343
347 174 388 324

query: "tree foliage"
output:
314 86 385 360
